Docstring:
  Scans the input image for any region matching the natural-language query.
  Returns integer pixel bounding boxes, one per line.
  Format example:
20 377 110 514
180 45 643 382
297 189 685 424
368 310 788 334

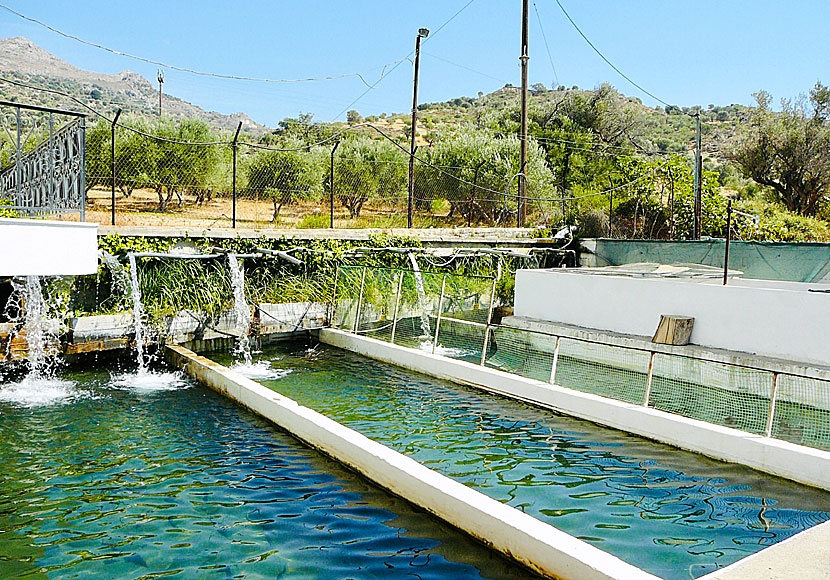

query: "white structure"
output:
0 218 98 276
514 269 830 367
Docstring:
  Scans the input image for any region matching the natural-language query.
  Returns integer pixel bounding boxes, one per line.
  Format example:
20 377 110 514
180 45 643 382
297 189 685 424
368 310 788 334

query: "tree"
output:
346 110 363 125
728 83 830 216
246 149 322 221
332 137 406 218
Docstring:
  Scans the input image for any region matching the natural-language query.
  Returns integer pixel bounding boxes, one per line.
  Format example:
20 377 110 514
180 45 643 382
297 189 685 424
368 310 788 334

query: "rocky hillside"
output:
0 37 266 134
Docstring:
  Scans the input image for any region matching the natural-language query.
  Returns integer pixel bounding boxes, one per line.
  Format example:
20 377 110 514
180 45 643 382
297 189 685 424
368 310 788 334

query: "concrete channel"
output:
164 344 660 580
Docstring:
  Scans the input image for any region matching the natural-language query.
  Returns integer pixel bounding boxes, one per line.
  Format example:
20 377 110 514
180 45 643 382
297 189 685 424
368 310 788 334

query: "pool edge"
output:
164 344 661 580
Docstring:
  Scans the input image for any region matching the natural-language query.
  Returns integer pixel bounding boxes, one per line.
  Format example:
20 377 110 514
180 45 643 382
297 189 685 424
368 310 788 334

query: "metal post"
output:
643 351 656 406
432 275 446 354
110 109 122 226
231 121 242 228
608 187 613 237
517 0 530 228
329 264 340 327
48 112 55 215
330 140 340 228
390 271 403 344
408 28 429 229
480 276 498 366
765 373 779 438
79 117 86 221
353 267 367 334
694 111 702 239
157 70 164 117
15 107 21 208
723 199 732 285
549 336 561 384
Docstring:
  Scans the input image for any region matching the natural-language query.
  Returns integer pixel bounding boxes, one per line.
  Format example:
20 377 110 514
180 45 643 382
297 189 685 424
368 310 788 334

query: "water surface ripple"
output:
219 342 830 580
0 364 532 580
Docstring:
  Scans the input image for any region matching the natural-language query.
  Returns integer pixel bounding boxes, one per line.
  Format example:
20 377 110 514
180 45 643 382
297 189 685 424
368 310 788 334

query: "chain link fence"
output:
81 117 570 229
333 265 830 452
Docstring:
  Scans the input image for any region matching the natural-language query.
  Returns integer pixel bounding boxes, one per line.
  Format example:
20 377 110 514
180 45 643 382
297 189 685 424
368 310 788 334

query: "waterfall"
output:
226 253 252 365
407 252 432 338
99 250 131 305
19 276 57 378
127 253 148 373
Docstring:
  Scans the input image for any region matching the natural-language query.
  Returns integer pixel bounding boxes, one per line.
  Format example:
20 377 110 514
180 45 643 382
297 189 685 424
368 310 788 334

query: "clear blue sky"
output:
2 1 828 127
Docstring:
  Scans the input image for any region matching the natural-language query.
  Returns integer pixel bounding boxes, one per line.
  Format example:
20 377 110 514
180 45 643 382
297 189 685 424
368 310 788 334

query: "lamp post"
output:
407 27 429 229
157 70 164 117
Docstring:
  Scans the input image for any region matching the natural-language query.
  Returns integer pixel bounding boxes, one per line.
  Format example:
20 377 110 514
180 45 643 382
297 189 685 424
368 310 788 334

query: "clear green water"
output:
0 361 534 580
212 341 830 580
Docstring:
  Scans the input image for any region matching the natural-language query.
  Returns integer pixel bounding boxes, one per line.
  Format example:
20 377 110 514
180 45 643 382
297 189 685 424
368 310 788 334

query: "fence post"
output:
480 276 498 366
391 271 403 344
329 264 340 327
79 116 86 222
231 121 242 228
549 336 561 384
643 351 656 406
110 109 122 226
353 267 367 334
765 373 779 438
330 140 340 229
432 275 446 354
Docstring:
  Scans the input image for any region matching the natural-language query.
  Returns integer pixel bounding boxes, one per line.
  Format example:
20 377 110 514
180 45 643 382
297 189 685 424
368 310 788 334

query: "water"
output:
99 250 132 306
127 253 149 372
0 359 533 580
407 253 432 338
226 253 253 366
213 342 830 580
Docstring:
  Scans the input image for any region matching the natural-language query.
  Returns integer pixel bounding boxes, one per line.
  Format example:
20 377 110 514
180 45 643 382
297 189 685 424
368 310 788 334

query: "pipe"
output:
255 247 304 266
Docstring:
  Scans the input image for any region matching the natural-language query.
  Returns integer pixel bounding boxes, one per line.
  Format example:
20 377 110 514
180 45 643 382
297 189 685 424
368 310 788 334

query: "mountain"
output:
0 37 266 134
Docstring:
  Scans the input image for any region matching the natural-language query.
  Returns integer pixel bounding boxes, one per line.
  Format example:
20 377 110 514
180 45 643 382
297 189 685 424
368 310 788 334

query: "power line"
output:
553 0 672 108
532 1 559 88
0 3 404 88
331 0 480 121
423 52 510 85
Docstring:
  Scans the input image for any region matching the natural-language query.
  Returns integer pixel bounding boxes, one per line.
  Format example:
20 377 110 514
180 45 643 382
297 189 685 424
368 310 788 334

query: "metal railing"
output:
333 265 830 452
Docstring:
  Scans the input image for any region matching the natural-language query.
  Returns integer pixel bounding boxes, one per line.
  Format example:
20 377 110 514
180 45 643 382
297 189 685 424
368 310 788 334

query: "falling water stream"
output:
127 253 149 373
407 252 432 338
227 253 253 366
99 250 131 303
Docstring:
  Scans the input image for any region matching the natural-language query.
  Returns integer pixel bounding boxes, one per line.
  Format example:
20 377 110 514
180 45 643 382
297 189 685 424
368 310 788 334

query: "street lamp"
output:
157 70 164 117
407 27 429 229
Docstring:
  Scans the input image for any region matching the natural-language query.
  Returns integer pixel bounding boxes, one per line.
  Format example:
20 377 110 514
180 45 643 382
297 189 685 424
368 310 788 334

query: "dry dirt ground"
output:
83 186 414 229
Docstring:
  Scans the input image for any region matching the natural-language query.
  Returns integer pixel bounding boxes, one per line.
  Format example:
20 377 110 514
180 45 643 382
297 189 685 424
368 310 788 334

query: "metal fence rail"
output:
333 265 830 452
0 101 86 219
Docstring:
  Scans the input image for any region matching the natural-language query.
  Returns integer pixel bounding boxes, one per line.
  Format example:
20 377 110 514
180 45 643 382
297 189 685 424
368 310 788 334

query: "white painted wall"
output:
0 218 98 276
514 269 830 366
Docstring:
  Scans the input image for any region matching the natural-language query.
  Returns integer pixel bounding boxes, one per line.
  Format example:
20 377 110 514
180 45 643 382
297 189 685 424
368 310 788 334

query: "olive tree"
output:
246 148 322 221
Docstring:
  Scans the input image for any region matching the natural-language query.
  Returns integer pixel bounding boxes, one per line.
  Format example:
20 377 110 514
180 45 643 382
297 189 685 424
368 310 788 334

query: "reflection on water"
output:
0 362 533 580
219 341 830 580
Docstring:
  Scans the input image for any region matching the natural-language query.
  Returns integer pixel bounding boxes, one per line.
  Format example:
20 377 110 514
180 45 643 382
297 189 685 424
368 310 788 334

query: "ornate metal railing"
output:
0 101 86 219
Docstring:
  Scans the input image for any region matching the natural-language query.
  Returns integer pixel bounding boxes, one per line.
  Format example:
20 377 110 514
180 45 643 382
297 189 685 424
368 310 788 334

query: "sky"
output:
1 1 828 127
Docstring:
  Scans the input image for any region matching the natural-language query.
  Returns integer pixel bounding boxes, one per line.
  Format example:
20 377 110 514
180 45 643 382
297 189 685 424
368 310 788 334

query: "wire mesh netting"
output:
334 266 830 452
649 355 773 435
771 375 830 450
485 325 556 383
553 338 651 404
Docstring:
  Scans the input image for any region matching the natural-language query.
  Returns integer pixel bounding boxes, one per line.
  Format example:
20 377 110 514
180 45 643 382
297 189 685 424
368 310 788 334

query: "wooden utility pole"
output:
693 111 702 238
157 70 164 117
408 28 429 229
518 0 529 227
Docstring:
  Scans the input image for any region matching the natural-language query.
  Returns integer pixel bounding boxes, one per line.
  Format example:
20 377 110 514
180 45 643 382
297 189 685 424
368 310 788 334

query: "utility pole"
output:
518 0 530 228
408 28 429 229
157 70 164 117
693 111 702 238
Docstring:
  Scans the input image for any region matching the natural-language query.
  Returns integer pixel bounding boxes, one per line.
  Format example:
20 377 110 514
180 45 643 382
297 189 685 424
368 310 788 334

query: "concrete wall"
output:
165 344 658 580
0 218 98 276
320 329 830 490
514 269 830 366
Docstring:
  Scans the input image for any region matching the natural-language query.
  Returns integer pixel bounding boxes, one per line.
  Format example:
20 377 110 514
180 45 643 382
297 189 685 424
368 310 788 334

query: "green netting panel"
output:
553 338 650 404
434 321 487 364
354 268 398 341
485 326 556 382
439 275 493 325
649 355 773 435
771 375 830 451
332 266 366 331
